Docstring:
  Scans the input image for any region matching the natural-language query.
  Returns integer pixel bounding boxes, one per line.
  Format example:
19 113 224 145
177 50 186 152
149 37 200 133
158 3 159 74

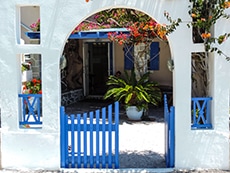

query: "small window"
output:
191 52 212 129
20 6 40 44
19 53 42 129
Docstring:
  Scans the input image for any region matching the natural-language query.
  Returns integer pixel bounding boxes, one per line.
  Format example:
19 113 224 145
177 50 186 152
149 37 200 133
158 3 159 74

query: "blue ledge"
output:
25 28 130 39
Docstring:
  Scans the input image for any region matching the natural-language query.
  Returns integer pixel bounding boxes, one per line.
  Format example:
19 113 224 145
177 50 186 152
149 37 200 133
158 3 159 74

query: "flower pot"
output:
126 106 143 120
22 70 32 82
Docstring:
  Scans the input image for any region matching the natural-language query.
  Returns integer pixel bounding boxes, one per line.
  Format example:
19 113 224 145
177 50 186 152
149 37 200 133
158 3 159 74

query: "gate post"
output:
60 106 67 168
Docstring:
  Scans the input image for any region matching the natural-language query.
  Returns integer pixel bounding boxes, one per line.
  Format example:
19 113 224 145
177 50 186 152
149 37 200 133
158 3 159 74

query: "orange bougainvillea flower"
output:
201 32 211 39
191 13 197 18
224 1 230 8
85 0 89 2
143 24 149 30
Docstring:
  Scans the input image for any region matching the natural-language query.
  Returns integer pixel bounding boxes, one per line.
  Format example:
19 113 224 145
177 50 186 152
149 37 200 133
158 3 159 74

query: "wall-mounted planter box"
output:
25 32 40 39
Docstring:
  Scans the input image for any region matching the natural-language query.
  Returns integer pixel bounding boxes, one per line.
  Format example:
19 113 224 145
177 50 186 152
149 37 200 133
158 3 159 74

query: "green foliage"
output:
21 63 31 72
104 70 162 111
188 0 230 60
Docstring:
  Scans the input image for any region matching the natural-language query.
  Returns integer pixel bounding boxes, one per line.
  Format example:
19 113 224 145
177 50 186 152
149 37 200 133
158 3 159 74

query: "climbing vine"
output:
188 0 230 59
187 0 230 96
73 8 180 77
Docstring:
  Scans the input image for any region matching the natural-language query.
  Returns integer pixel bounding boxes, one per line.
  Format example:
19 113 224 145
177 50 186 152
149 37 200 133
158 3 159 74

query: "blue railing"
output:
18 94 42 127
60 101 119 169
191 97 212 129
164 94 175 168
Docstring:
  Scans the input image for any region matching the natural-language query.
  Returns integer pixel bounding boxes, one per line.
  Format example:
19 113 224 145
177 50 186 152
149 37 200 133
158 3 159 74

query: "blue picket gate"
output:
164 94 175 168
60 101 119 169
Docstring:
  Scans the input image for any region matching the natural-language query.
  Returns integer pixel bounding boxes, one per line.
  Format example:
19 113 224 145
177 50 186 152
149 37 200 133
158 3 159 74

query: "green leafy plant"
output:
104 70 162 111
21 63 31 72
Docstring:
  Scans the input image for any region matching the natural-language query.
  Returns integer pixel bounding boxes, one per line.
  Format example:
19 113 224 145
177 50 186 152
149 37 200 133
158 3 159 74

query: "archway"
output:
60 7 173 168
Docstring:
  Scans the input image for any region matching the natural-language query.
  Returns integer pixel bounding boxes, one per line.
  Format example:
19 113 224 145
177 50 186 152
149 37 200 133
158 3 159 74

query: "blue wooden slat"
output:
169 106 175 167
206 99 211 124
114 101 119 168
193 100 197 125
108 104 112 168
101 107 106 167
83 113 88 167
64 115 69 167
60 106 66 168
95 110 100 168
71 114 76 168
37 98 41 121
89 112 94 168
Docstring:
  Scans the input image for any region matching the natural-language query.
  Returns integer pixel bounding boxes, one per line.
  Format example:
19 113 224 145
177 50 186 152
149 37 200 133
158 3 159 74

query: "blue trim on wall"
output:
25 28 129 39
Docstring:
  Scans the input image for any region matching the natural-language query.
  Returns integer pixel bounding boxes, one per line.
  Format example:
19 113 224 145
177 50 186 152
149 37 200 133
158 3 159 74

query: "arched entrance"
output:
59 7 174 168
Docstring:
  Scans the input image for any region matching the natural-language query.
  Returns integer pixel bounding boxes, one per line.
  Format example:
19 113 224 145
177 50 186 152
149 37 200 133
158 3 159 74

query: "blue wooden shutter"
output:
109 42 113 75
124 44 134 70
149 42 159 70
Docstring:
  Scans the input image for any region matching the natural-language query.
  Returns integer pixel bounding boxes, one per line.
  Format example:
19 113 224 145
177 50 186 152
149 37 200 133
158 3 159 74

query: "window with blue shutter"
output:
149 42 160 70
124 42 159 70
124 45 134 70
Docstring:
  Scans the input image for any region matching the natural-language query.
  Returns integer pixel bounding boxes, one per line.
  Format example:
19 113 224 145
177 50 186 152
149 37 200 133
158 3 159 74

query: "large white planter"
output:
126 106 143 120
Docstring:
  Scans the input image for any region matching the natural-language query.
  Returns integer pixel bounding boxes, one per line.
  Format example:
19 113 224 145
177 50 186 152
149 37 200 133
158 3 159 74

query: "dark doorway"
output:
84 42 112 96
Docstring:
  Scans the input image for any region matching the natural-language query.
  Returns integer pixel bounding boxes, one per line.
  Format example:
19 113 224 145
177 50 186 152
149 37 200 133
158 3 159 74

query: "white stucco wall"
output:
0 0 229 170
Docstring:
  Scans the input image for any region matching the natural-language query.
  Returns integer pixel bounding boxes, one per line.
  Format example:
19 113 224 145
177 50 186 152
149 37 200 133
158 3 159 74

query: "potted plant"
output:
104 70 162 120
26 18 40 39
21 62 32 82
